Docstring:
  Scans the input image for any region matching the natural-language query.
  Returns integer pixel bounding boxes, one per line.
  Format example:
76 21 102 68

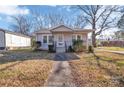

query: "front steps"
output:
56 47 66 53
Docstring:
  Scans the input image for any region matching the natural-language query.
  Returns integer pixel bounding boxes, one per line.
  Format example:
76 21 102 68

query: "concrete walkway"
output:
44 53 76 87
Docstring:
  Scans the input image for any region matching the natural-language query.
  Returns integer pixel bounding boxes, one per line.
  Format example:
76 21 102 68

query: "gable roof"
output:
73 29 95 33
34 25 94 34
34 29 51 34
50 24 73 32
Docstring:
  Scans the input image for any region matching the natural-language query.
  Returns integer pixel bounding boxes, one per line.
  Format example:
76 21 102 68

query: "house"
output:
115 31 124 40
34 25 94 52
0 29 31 50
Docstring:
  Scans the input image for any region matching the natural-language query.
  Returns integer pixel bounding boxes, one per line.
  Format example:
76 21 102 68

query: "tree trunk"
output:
92 18 96 47
92 31 96 47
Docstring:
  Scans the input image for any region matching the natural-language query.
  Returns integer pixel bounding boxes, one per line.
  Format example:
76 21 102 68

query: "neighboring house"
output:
0 29 31 50
114 31 124 40
34 25 94 52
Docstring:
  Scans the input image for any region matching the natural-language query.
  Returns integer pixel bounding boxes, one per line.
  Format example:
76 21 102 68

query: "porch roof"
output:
34 29 51 34
50 24 73 33
34 25 94 34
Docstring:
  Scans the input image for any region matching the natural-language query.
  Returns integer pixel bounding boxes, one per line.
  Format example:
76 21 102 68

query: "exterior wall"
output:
64 33 73 47
53 33 73 47
5 33 31 48
72 33 88 44
36 33 52 50
82 33 88 45
82 33 88 49
0 30 5 49
73 32 88 48
36 33 43 42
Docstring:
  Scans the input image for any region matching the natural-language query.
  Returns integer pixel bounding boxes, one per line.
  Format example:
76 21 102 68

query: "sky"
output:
0 5 78 30
0 5 122 38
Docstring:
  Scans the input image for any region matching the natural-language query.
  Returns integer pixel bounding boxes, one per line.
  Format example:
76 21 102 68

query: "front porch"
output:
51 40 85 53
53 41 73 53
39 32 88 53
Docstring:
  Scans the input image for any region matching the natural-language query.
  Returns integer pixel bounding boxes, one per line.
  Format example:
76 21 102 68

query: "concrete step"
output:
56 47 66 53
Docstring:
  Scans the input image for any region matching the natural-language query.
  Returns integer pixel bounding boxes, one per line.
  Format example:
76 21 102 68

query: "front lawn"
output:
0 50 55 87
69 51 124 87
98 47 124 51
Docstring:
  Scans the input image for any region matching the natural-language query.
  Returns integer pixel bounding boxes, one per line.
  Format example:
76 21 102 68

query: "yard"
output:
69 51 124 87
98 47 124 51
0 50 55 87
1 49 124 87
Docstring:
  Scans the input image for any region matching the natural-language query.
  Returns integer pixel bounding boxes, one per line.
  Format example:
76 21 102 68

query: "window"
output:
43 36 47 43
58 34 63 42
43 35 53 44
49 36 53 43
77 35 81 40
72 34 82 40
72 35 76 40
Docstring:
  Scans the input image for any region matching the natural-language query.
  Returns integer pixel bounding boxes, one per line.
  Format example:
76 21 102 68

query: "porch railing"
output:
65 41 67 52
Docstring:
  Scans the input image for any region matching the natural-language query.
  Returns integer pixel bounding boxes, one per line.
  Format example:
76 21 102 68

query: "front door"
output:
42 35 48 49
57 34 64 47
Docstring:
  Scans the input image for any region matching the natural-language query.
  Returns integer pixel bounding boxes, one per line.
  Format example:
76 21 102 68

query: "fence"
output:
101 40 124 47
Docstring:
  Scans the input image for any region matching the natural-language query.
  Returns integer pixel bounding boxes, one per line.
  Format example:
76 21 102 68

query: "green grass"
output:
99 47 124 51
117 61 124 66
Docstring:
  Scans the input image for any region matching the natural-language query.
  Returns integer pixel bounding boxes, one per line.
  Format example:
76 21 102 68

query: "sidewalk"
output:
44 61 75 87
44 53 76 87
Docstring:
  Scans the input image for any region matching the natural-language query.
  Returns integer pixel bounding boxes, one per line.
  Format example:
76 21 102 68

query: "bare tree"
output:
31 9 46 31
31 7 87 32
117 14 124 30
31 9 66 31
47 13 65 27
10 15 33 35
72 15 87 28
76 5 120 47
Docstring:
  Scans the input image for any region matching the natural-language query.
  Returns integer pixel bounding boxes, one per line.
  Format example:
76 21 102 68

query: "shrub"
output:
88 45 94 53
72 40 85 52
48 44 55 52
31 37 35 47
68 45 74 52
32 41 41 51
